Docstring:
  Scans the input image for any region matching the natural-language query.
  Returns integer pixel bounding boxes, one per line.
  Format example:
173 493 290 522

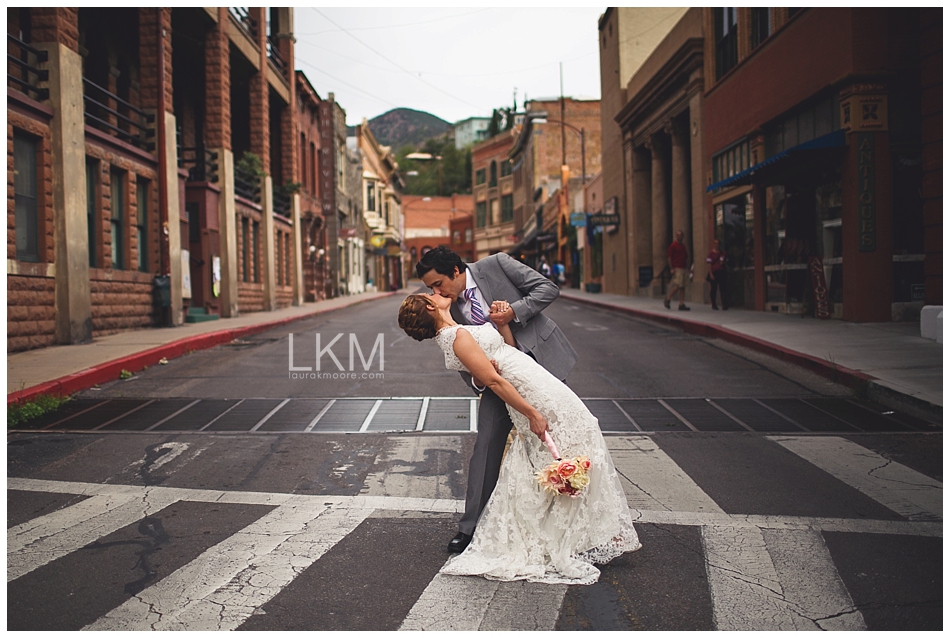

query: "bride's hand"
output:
528 411 549 439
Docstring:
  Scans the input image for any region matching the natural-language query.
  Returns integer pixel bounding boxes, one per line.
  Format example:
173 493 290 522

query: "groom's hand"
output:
489 300 514 326
471 360 501 388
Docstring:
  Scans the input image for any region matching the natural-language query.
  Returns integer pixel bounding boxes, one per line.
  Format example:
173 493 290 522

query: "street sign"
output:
589 213 620 226
570 212 587 227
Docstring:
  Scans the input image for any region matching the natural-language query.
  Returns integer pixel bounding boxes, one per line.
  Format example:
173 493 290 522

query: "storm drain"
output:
15 397 939 434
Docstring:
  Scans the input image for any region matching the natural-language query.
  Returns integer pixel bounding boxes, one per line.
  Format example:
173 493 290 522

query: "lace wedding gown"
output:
435 324 641 585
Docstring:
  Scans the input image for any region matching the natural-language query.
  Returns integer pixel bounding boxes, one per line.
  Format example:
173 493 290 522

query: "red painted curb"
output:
8 293 397 406
562 295 876 389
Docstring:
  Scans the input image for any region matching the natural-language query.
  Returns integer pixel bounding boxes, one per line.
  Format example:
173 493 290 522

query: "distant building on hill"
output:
452 117 491 149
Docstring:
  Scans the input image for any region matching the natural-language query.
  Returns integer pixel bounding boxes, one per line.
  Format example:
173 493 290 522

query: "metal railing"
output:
7 34 48 101
273 189 291 218
179 143 219 183
82 77 155 151
229 7 257 39
234 163 261 203
266 37 287 76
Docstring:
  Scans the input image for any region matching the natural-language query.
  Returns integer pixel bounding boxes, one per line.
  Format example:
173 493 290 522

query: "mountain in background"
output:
361 108 452 150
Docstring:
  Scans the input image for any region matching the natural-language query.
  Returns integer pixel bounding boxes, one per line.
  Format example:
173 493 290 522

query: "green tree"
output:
396 135 472 197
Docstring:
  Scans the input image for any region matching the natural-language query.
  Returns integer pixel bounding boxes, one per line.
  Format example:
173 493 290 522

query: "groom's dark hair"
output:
416 245 468 279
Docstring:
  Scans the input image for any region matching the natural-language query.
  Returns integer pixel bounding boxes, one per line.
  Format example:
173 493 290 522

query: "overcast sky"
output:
293 6 610 126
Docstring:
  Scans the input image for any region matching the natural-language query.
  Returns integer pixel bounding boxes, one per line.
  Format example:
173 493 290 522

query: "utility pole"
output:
559 63 566 170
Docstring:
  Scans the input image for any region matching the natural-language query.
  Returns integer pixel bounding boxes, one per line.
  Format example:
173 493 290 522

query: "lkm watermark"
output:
287 333 385 380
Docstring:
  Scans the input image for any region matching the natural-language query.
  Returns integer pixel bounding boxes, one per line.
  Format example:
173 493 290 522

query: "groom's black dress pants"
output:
459 387 513 536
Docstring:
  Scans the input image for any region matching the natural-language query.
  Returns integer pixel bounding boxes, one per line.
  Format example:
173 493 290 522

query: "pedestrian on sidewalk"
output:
705 238 728 310
664 230 690 311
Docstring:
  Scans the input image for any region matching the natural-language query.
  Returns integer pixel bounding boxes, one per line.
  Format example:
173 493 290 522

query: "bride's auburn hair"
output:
398 295 437 341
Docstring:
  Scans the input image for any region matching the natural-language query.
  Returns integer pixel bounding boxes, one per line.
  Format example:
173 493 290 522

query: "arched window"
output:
489 161 497 186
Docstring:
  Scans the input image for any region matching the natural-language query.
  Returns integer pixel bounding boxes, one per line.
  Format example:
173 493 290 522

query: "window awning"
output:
706 129 846 193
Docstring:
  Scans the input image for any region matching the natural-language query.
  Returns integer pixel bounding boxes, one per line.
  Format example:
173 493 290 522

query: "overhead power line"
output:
311 8 482 111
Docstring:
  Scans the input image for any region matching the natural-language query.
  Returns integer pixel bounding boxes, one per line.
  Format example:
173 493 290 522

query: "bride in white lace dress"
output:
398 293 641 585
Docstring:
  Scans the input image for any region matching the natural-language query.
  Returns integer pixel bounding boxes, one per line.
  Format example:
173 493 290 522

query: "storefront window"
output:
815 180 843 304
715 191 754 308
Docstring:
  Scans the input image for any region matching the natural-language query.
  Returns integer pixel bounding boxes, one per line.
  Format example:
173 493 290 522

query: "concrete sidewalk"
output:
7 290 400 404
557 288 942 421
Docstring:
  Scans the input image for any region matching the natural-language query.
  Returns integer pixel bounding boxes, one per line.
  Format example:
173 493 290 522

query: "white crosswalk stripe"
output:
85 500 371 631
7 435 942 631
768 435 943 520
609 436 724 513
401 570 567 631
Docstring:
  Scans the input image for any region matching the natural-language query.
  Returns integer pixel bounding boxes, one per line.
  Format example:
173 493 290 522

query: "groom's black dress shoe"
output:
448 532 472 553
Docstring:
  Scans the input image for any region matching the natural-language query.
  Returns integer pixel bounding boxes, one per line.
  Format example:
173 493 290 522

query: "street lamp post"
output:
526 113 586 185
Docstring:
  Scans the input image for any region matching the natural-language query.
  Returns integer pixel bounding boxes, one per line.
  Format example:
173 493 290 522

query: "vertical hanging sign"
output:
318 103 335 215
857 133 875 252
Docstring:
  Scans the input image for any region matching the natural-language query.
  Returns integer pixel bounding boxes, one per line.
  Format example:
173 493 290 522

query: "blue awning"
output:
706 129 846 193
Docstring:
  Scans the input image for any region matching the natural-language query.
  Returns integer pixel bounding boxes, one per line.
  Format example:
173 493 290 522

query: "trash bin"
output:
153 275 171 308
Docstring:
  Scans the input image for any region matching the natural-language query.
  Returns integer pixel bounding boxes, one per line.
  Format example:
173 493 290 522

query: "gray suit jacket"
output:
451 253 577 383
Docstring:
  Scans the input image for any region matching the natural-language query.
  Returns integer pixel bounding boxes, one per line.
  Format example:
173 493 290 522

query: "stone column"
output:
250 7 276 311
262 176 277 311
43 41 92 344
205 8 237 317
632 145 653 294
669 119 691 262
648 133 669 295
164 112 183 325
291 192 304 305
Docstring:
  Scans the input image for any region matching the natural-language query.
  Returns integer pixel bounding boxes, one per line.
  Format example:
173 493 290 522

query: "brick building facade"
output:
7 7 307 353
403 194 474 271
598 7 941 322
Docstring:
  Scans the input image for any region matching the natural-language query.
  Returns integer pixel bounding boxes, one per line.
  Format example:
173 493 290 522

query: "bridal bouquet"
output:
535 431 591 498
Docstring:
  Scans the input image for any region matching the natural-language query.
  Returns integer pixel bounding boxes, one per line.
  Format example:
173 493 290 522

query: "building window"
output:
86 158 98 267
501 159 512 177
310 142 319 196
136 177 149 272
252 220 260 283
452 230 461 245
13 131 39 263
489 161 498 186
285 232 291 286
715 8 738 80
300 134 307 192
501 194 514 222
110 168 126 269
490 198 500 225
751 7 771 49
475 168 486 185
276 230 283 286
242 216 250 282
476 201 487 227
465 228 472 243
712 140 750 183
366 180 376 211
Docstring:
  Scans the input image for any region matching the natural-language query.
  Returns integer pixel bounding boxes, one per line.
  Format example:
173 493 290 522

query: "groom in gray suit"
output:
416 246 578 553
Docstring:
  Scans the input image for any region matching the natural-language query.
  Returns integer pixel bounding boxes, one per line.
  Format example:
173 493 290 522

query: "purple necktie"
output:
464 288 488 325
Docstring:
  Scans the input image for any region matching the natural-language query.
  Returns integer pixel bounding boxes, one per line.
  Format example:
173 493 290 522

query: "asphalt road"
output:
78 288 852 401
7 293 943 630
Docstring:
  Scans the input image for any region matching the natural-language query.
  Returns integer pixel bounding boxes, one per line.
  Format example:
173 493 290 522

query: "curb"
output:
564 293 941 420
7 292 397 406
561 293 878 387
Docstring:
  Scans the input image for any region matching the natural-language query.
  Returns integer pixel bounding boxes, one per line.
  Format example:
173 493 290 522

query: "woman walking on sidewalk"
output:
706 239 728 310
